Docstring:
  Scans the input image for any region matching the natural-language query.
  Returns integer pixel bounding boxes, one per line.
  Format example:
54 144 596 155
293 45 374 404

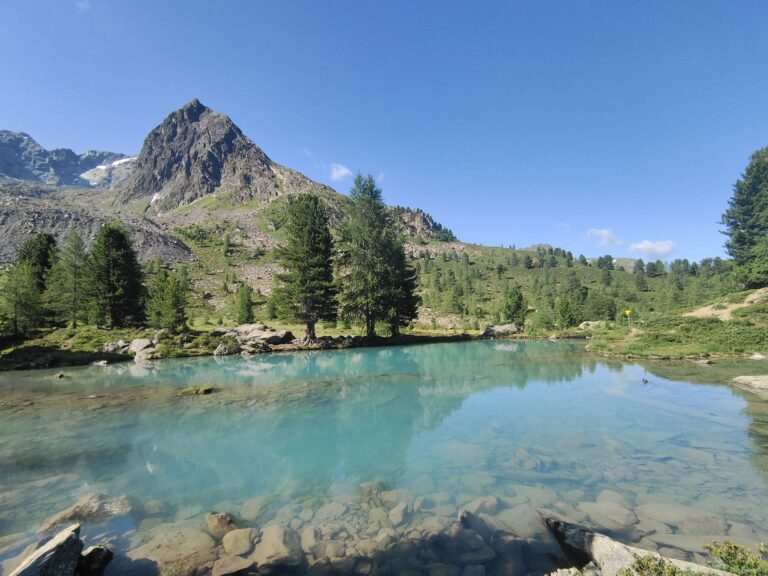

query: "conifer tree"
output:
17 233 58 293
499 283 527 328
84 223 144 327
44 230 87 327
337 174 392 337
273 194 336 342
146 267 188 333
0 261 44 336
233 283 254 324
722 146 768 286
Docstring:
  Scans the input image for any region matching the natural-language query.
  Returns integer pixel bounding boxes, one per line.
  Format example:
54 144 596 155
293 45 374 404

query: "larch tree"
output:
0 261 44 336
44 230 88 327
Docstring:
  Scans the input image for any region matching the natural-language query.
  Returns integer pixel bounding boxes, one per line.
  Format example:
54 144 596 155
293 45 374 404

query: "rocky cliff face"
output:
120 99 330 212
0 130 126 186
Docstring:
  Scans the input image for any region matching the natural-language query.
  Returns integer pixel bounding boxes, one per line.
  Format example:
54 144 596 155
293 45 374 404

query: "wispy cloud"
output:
377 172 385 182
629 240 678 260
330 163 352 182
75 1 91 12
587 228 622 247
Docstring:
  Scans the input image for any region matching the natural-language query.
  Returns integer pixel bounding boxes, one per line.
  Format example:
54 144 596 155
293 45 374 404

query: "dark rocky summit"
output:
120 99 332 212
0 131 126 187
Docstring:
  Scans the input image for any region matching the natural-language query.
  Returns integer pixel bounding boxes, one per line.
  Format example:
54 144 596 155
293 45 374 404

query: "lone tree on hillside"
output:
273 194 337 342
84 222 145 327
722 145 768 287
44 230 88 328
499 282 527 328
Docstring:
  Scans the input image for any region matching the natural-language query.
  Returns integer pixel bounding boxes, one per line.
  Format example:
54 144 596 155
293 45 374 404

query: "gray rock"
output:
77 545 113 576
9 523 83 576
134 347 155 363
481 324 519 339
214 343 239 356
205 511 236 539
128 339 152 355
461 566 487 576
39 494 131 533
388 502 412 527
212 555 254 576
538 509 735 576
733 375 768 390
126 524 216 567
249 524 303 570
222 528 257 556
460 546 495 564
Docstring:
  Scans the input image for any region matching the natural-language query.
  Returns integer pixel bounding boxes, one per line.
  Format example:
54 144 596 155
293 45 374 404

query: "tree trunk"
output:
366 315 376 338
304 321 316 344
390 318 400 339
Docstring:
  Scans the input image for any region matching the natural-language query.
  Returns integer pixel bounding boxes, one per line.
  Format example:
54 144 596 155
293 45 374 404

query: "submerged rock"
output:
222 527 258 556
212 555 253 576
77 545 113 576
39 494 132 533
205 511 237 539
249 524 304 571
127 524 216 567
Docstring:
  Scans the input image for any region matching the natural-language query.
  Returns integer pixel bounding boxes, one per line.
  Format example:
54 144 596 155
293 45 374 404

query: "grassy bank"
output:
0 323 476 371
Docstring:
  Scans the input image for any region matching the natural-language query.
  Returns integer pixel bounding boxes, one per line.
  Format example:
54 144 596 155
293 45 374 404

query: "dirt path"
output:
682 287 768 321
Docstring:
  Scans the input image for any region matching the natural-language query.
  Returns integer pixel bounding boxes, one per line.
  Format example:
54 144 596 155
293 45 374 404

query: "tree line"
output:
0 223 192 337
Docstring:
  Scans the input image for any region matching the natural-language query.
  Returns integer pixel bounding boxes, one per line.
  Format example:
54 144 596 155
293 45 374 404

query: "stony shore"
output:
0 481 754 576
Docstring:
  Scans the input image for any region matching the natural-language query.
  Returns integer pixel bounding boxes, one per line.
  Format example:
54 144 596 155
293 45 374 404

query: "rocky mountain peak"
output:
120 99 288 211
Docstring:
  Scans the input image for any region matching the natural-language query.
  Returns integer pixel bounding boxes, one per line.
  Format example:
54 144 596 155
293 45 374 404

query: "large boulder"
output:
481 324 519 339
249 524 304 571
128 339 153 355
9 524 83 576
126 524 216 568
228 324 294 346
538 509 735 576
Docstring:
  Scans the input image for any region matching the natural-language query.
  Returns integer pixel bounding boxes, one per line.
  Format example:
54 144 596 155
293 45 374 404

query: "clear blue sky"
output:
2 1 767 261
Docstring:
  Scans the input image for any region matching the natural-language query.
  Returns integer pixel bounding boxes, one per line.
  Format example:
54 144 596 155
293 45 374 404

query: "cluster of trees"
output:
0 224 189 337
272 175 419 341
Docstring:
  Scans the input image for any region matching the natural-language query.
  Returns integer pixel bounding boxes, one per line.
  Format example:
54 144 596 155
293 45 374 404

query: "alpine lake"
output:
1 340 768 575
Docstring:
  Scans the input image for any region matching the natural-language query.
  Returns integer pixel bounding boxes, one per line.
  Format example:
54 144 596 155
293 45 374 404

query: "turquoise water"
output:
1 340 767 568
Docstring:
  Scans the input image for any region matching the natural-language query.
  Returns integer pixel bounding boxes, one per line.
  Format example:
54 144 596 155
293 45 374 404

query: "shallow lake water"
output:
1 340 767 574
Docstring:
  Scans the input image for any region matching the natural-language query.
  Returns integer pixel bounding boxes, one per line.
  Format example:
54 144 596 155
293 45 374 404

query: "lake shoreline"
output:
1 326 764 373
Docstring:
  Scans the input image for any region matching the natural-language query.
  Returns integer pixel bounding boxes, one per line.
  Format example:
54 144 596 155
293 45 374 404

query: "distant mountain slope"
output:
120 99 331 212
0 130 126 186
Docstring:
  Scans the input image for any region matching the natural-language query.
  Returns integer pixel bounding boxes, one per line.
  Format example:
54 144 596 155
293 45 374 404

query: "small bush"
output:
703 541 768 576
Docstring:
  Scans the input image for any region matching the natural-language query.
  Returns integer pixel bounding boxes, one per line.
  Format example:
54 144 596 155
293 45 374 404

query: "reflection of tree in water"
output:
0 341 600 528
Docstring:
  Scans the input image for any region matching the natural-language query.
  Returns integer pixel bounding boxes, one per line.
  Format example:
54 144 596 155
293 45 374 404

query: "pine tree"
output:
17 233 58 293
44 230 87 327
233 283 254 324
273 194 337 342
84 222 145 327
337 174 392 337
382 235 420 337
0 261 44 336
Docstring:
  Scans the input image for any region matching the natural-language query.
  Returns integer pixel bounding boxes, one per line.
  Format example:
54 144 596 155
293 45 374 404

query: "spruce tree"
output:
382 235 420 337
0 261 44 336
44 230 87 327
84 222 145 327
273 194 337 342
